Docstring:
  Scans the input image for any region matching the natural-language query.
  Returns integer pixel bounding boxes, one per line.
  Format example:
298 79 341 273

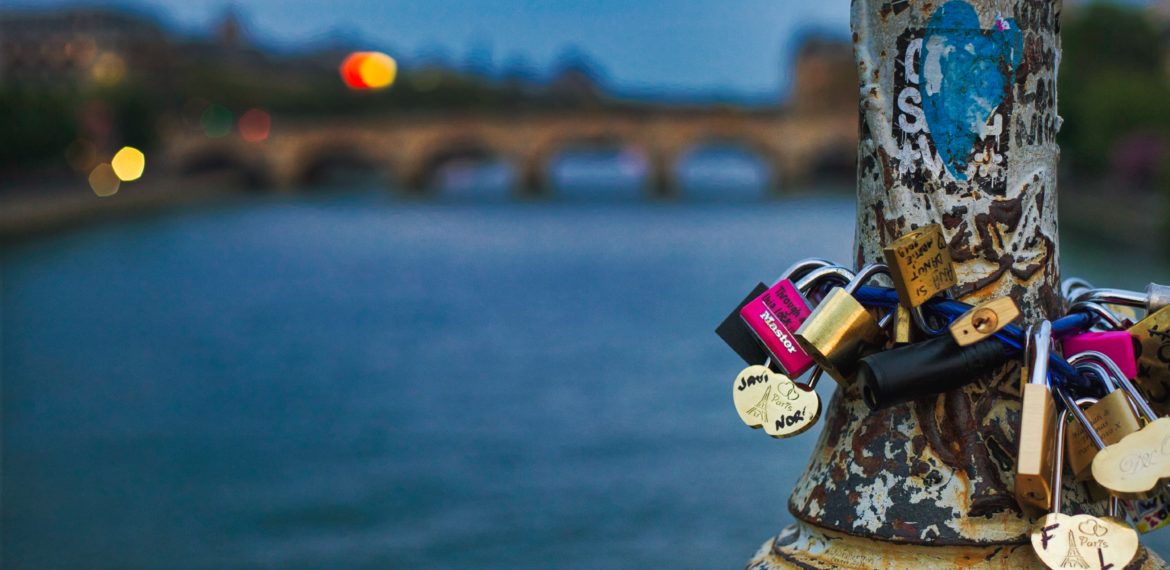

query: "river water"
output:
4 172 1169 568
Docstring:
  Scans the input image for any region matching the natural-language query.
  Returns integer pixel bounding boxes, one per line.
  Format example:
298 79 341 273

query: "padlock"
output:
731 361 822 439
715 259 843 369
794 263 891 385
1030 397 1140 570
739 261 851 378
1086 350 1170 498
881 223 957 308
1127 304 1170 417
1062 331 1138 380
1063 354 1143 481
949 296 1020 346
1016 321 1057 514
856 333 1007 410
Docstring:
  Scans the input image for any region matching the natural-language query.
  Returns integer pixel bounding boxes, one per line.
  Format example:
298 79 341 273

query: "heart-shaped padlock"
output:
731 365 820 438
1030 513 1138 570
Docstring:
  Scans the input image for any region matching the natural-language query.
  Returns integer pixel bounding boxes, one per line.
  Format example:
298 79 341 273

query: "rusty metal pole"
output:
748 1 1167 567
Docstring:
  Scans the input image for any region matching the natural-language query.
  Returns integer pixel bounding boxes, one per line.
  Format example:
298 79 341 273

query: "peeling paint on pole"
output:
746 0 1167 566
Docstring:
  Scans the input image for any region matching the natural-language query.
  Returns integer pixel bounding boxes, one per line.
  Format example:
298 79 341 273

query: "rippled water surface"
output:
4 188 1167 568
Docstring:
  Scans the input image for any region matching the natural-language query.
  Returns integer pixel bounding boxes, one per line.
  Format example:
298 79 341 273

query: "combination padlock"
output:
1030 394 1139 570
1063 352 1144 481
738 260 849 378
1016 321 1057 514
794 263 892 385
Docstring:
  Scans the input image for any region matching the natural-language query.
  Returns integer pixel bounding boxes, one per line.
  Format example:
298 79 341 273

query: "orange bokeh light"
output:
340 51 396 90
238 108 271 142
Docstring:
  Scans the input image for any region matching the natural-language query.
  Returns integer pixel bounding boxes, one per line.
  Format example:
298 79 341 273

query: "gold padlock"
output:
1065 391 1141 479
1016 321 1056 514
1129 305 1170 416
881 223 957 308
794 263 890 385
949 297 1020 346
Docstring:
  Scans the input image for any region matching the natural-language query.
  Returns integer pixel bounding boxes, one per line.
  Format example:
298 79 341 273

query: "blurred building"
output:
0 8 173 88
789 36 855 116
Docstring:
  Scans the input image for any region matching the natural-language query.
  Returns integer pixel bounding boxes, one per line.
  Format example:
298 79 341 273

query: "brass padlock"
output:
881 223 957 308
1030 394 1140 570
949 296 1020 346
794 263 891 385
1064 354 1143 481
1016 321 1056 514
1128 304 1170 417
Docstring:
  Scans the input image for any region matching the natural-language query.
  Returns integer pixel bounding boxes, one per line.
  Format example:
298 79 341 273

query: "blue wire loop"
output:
851 285 1099 393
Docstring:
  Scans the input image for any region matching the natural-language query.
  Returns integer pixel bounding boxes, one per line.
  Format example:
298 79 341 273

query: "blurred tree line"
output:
1060 2 1170 186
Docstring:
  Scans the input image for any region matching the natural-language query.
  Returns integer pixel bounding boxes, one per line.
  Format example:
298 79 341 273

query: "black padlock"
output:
857 334 1007 409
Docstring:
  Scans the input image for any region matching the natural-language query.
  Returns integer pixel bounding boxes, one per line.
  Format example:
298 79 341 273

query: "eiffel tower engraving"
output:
746 386 772 423
1059 529 1089 568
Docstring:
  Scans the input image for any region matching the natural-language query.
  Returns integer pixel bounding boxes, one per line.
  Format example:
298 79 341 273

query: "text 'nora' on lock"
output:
882 223 957 308
1063 353 1143 481
794 263 891 385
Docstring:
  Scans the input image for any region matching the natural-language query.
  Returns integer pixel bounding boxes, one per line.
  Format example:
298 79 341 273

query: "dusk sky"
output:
11 1 857 102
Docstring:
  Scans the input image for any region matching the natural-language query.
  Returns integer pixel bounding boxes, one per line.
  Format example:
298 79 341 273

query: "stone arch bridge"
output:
163 108 857 196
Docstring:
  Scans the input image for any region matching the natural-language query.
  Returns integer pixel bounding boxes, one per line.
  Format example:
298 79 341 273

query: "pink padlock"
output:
1062 331 1139 379
740 279 815 377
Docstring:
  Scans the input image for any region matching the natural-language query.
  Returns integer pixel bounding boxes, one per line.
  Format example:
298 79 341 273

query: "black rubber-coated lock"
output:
857 334 1007 409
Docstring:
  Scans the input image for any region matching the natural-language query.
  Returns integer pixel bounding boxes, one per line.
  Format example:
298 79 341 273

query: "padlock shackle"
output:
1071 287 1147 308
1056 387 1108 452
793 266 855 295
1027 321 1053 387
1067 301 1125 330
1062 277 1096 300
1068 350 1158 422
844 263 890 294
1050 407 1071 515
775 258 834 287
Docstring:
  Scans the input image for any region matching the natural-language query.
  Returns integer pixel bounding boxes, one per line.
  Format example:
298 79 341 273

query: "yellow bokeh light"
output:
91 51 126 86
111 146 145 181
358 52 397 89
88 163 120 197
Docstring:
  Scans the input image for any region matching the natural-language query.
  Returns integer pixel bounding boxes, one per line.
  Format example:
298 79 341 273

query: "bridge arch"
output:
526 134 657 199
675 136 783 198
175 144 270 190
403 137 515 196
290 142 393 189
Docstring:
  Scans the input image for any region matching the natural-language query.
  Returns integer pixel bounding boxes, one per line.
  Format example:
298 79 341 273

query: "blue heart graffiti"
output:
919 0 1022 181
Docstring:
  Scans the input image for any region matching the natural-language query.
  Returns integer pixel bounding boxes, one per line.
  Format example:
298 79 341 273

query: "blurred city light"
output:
87 163 120 197
90 52 126 86
111 146 145 181
340 52 397 90
238 108 271 142
201 104 234 138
